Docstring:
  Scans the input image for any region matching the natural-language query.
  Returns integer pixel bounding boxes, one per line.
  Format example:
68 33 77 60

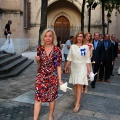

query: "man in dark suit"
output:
91 32 103 88
99 34 114 83
110 34 118 76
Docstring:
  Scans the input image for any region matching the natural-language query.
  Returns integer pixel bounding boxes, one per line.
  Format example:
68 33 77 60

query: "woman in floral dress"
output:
34 28 63 120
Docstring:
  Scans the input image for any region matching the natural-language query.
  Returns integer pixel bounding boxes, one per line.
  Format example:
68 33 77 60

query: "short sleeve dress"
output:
35 45 62 102
67 44 91 85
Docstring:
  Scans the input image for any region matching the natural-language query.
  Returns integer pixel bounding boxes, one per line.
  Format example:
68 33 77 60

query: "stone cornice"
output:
30 23 40 27
0 8 23 15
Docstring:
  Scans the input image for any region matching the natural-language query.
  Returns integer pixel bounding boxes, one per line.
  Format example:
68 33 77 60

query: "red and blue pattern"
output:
35 45 62 102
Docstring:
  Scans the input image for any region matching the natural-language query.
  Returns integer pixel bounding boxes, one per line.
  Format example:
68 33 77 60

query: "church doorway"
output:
54 16 70 44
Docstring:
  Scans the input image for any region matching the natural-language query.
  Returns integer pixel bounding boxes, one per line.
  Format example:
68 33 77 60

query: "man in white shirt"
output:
63 36 74 72
64 36 74 61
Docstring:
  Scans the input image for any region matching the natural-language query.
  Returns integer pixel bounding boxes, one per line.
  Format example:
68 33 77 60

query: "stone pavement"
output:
0 48 120 120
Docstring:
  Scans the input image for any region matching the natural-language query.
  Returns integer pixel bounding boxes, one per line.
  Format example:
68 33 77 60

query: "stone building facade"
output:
0 0 119 53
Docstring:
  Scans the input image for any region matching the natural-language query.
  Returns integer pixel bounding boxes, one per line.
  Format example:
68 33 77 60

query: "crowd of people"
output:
34 28 119 120
63 32 119 87
1 20 119 119
62 32 118 113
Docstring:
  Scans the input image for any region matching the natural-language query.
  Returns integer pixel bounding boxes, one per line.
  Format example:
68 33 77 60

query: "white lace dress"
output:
67 44 91 85
0 34 14 53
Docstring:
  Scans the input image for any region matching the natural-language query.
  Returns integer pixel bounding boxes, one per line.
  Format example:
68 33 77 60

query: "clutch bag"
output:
60 82 72 92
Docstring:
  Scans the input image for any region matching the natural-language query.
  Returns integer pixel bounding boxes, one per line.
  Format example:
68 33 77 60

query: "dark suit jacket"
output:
91 40 103 64
111 41 118 60
113 41 118 58
102 40 114 62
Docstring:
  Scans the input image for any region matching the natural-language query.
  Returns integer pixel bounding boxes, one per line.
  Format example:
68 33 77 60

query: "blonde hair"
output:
84 32 92 43
40 28 57 45
73 32 84 45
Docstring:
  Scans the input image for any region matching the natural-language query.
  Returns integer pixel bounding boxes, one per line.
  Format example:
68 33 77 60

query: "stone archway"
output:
54 16 70 44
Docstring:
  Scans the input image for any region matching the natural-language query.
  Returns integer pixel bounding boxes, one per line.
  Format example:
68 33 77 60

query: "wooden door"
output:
54 16 70 44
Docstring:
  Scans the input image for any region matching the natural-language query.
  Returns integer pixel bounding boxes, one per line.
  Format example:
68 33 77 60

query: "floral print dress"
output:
35 45 62 102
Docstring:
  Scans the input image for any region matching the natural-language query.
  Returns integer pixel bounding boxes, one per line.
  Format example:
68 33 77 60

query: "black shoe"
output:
91 85 95 88
104 80 110 83
97 79 102 82
111 74 114 76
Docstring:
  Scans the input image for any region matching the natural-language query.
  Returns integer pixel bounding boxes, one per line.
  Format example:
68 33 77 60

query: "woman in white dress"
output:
0 32 14 54
64 32 91 112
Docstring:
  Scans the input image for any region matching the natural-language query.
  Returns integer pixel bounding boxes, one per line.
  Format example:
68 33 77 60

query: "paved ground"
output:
0 48 120 120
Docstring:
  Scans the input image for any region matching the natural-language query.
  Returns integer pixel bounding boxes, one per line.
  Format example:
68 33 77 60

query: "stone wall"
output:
0 0 120 54
0 0 41 53
115 12 120 39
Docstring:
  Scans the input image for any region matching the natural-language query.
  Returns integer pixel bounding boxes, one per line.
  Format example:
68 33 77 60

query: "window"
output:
24 0 31 29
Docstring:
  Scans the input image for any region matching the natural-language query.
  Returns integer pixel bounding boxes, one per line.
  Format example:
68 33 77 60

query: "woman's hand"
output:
64 66 68 73
35 56 40 64
88 71 91 76
59 80 64 85
64 67 70 74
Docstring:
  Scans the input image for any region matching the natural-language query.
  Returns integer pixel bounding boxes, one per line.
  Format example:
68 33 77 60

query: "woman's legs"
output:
34 100 42 120
49 100 55 120
73 84 82 112
74 85 77 106
74 85 77 97
82 85 84 93
82 85 86 93
84 85 88 93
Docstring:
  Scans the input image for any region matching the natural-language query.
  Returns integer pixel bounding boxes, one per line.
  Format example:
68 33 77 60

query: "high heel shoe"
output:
84 87 88 93
73 105 80 113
